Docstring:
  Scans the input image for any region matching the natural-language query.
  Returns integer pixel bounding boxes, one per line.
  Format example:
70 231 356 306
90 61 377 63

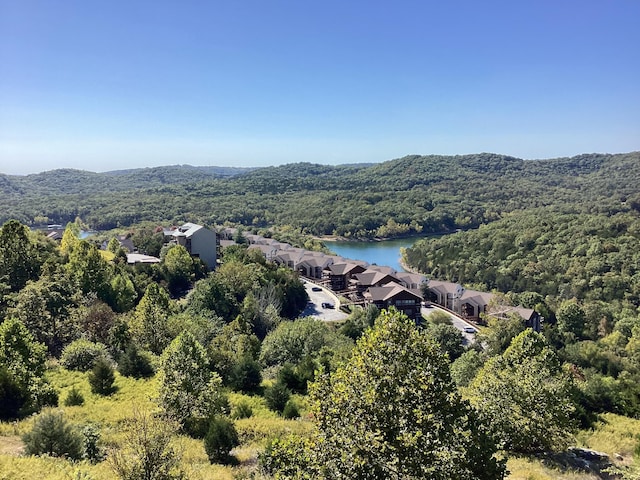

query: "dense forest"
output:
2 152 639 236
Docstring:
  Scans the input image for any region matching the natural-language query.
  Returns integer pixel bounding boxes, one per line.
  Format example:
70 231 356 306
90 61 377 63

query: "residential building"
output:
170 222 218 270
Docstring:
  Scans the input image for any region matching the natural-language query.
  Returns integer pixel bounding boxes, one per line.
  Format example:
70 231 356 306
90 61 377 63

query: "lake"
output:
326 237 421 272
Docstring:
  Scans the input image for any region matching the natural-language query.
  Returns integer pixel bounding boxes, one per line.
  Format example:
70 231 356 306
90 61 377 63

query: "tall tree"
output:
468 329 576 453
11 271 78 355
264 309 505 479
163 244 194 295
0 319 48 418
159 331 228 428
130 283 172 355
0 220 40 292
66 240 113 301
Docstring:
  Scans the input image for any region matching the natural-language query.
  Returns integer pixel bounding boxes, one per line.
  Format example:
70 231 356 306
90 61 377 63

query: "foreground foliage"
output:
262 309 506 479
108 408 185 480
468 329 576 453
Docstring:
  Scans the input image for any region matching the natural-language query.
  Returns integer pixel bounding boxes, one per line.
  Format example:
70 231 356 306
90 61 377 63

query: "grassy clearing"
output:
0 367 311 479
4 366 639 479
576 413 640 461
505 456 601 480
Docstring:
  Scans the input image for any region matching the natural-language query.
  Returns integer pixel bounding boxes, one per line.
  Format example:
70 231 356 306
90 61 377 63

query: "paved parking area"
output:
302 282 349 322
422 305 478 345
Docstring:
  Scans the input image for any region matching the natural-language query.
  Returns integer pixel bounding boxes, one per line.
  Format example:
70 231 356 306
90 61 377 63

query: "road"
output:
422 304 478 345
302 282 349 322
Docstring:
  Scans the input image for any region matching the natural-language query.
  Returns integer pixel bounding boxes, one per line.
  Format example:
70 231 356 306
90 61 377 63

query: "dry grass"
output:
506 456 602 480
0 367 314 479
576 412 640 461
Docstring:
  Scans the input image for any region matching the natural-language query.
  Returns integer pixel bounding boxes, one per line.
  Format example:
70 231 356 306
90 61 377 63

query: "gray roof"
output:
365 282 422 302
127 253 161 264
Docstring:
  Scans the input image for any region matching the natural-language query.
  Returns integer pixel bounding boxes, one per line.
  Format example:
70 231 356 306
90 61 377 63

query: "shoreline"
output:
399 256 423 275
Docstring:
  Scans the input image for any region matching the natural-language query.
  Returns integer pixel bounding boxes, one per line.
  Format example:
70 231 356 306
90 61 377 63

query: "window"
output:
395 299 416 306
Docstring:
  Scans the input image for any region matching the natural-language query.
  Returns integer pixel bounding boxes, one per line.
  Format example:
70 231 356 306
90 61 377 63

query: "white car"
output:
463 327 476 334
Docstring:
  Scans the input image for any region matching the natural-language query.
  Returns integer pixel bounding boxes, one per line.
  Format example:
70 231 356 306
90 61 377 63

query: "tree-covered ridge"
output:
1 151 639 236
404 209 640 306
0 165 252 197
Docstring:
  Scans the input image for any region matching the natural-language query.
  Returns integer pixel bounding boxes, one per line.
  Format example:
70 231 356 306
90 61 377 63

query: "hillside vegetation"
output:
2 151 640 478
2 152 639 235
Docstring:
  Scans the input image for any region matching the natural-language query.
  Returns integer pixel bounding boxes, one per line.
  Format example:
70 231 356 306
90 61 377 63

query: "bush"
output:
183 416 210 439
278 357 316 394
231 401 253 420
264 381 291 414
118 343 155 378
81 424 105 463
228 356 262 393
109 408 185 480
204 416 239 465
282 400 300 419
259 435 309 478
0 366 28 419
34 381 59 409
22 409 84 459
88 357 116 395
64 386 85 406
60 339 110 371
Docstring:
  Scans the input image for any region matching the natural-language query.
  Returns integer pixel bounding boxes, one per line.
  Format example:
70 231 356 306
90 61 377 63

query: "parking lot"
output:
302 282 349 322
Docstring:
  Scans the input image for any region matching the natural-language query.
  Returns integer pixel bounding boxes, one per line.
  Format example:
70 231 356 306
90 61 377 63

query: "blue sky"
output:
1 0 639 175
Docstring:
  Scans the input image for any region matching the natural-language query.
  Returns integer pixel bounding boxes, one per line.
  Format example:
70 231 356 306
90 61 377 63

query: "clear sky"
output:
1 0 639 175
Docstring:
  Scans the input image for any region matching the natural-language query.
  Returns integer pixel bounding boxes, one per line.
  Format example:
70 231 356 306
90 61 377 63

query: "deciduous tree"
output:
468 329 576 453
263 309 505 479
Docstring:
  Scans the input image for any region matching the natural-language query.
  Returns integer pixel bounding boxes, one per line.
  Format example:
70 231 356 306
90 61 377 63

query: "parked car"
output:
312 286 322 292
464 327 476 334
321 302 334 309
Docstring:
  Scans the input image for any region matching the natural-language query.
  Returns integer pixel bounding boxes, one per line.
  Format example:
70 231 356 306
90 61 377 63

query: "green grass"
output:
506 456 601 480
576 412 640 461
4 367 640 479
0 367 312 479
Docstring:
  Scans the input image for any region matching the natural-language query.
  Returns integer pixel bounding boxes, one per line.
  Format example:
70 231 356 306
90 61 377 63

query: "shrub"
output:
183 416 210 439
88 357 116 395
282 400 300 419
118 343 155 378
0 366 28 419
60 339 110 372
34 381 59 409
228 356 262 393
259 435 309 478
64 386 85 406
109 408 185 480
22 409 84 459
81 424 105 463
231 401 253 420
264 381 291 414
204 416 239 465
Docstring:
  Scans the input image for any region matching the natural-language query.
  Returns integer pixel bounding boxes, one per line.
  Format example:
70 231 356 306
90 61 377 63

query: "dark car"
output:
321 302 334 309
312 286 322 292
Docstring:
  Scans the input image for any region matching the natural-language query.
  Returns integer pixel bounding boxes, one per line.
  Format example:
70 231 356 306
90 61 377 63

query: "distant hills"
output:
1 151 638 236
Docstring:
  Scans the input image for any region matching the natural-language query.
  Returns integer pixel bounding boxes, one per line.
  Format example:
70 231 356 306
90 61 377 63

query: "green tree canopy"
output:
159 331 227 427
0 318 48 417
259 317 352 368
265 309 505 479
467 329 576 453
130 283 172 355
0 220 41 292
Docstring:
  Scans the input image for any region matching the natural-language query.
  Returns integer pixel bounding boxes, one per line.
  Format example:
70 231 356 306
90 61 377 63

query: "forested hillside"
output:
2 152 639 235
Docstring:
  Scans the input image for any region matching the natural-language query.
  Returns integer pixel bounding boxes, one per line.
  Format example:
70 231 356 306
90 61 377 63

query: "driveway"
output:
302 282 349 322
422 304 478 345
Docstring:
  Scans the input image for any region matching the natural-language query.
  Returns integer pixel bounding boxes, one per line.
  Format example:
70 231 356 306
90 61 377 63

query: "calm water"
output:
327 237 420 272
